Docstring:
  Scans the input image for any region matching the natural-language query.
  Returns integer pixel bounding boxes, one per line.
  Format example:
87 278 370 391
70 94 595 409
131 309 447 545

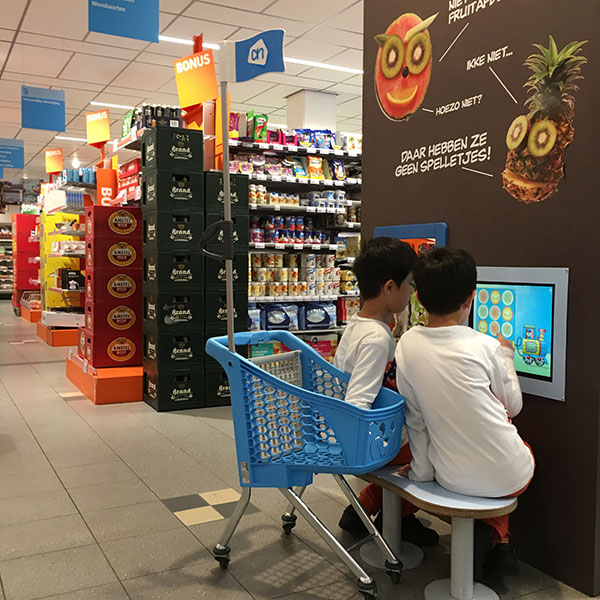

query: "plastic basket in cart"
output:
206 330 405 489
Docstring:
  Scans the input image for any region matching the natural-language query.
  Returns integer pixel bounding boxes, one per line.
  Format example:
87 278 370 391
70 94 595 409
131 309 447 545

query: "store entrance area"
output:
0 300 587 600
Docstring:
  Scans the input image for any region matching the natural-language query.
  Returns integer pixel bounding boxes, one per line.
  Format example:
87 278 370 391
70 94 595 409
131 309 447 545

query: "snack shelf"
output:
50 227 85 237
48 252 85 258
248 173 361 187
249 203 348 214
105 128 145 155
58 182 97 191
49 286 84 294
250 242 340 251
49 205 87 215
230 139 361 159
249 293 359 303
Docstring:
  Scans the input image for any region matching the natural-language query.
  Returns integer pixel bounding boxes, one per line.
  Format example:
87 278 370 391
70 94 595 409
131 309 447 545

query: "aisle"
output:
0 302 585 600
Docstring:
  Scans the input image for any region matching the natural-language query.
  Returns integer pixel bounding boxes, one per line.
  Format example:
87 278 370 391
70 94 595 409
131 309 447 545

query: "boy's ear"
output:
464 290 476 308
383 279 395 295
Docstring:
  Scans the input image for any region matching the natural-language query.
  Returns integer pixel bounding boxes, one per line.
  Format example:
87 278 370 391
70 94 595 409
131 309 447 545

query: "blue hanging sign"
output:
221 29 286 83
21 86 66 132
0 168 3 179
0 139 24 169
88 0 159 43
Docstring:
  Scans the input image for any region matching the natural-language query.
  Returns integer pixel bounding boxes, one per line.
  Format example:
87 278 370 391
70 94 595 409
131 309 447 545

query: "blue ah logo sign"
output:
234 29 285 82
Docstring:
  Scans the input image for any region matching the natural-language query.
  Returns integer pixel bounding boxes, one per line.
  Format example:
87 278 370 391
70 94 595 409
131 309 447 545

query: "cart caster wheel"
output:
385 560 402 584
213 545 231 570
357 578 377 599
281 513 297 535
13 307 20 316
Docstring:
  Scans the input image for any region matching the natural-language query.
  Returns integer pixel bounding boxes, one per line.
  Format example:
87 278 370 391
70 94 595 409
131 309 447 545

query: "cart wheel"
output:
357 578 377 599
281 513 297 535
213 545 231 570
13 307 21 317
385 560 402 584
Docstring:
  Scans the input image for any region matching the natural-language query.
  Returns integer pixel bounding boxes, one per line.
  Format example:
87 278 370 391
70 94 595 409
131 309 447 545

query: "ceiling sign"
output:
21 86 65 132
45 148 63 174
0 139 25 169
174 49 218 110
86 109 111 148
88 0 159 43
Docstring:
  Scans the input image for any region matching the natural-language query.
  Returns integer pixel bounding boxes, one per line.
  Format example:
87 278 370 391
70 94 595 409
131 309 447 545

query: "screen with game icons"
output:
472 282 555 382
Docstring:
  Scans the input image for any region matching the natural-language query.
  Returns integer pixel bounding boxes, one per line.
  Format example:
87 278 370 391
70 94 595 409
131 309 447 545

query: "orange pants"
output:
358 443 419 517
483 442 535 544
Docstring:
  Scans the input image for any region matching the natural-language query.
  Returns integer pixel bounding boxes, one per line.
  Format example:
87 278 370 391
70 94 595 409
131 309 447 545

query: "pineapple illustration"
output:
502 37 587 203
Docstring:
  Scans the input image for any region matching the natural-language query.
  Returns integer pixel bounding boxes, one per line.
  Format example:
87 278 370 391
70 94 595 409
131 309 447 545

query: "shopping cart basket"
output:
206 330 406 598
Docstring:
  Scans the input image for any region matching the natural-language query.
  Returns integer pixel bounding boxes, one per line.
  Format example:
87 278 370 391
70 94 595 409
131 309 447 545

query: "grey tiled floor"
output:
0 302 592 599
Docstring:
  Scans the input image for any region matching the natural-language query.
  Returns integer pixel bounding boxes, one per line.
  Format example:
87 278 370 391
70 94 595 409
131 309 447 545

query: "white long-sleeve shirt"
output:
334 315 396 410
395 325 534 498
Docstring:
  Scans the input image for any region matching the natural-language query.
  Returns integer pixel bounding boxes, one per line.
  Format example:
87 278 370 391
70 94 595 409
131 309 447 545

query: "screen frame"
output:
471 281 555 383
476 267 569 402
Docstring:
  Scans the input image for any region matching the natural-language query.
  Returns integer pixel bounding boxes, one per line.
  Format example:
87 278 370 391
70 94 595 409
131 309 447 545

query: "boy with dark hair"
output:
395 247 535 578
335 237 439 547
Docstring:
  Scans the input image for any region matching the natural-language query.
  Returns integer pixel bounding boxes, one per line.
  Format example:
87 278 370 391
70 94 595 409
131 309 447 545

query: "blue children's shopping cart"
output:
206 330 406 599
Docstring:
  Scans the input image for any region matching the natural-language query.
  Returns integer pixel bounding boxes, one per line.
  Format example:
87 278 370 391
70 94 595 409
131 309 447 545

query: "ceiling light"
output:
285 57 363 75
72 157 81 168
90 101 135 110
55 136 87 142
159 35 220 50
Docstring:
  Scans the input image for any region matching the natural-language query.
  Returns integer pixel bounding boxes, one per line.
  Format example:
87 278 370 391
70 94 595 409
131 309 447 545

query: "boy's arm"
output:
396 370 435 482
344 342 389 410
490 337 523 418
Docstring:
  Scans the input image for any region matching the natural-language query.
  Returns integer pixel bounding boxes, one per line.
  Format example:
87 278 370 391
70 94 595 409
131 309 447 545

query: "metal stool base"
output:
424 579 498 600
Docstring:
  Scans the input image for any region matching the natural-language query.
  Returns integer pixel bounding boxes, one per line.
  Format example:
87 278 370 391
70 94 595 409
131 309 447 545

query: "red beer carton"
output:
85 269 142 304
85 298 142 334
85 238 142 270
85 329 142 368
85 206 142 238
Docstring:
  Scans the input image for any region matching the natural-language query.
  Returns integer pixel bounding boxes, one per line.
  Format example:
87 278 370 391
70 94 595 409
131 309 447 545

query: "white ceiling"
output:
0 0 364 180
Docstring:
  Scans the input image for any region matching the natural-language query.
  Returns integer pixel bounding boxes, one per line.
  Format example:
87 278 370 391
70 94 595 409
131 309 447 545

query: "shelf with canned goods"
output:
230 139 362 159
249 293 359 303
248 173 361 187
250 242 340 251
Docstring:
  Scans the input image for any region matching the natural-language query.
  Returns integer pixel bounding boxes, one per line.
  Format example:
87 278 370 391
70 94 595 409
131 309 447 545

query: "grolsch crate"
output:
143 250 205 291
141 127 203 174
141 169 204 213
143 365 205 412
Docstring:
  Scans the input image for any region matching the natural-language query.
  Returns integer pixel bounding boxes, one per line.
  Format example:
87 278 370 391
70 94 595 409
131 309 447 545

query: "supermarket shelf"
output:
250 204 347 215
250 242 339 251
48 252 85 258
250 293 359 303
49 286 84 294
58 182 96 191
293 327 346 335
248 173 361 187
50 228 86 237
0 239 12 243
230 139 361 160
106 129 144 156
41 310 85 328
49 205 87 215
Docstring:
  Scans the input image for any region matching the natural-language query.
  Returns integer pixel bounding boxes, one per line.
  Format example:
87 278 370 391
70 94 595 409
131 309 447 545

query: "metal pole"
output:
220 80 235 353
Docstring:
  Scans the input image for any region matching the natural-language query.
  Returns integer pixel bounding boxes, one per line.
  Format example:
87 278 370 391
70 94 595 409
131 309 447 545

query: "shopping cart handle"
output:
198 219 233 261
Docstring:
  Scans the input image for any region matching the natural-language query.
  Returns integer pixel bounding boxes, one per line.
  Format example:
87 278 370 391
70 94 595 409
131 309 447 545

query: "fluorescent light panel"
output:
90 101 135 110
55 136 87 141
158 35 364 74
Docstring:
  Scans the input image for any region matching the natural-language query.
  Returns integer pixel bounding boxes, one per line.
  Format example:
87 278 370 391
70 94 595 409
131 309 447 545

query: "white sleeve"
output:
490 344 523 418
343 342 389 410
396 367 435 482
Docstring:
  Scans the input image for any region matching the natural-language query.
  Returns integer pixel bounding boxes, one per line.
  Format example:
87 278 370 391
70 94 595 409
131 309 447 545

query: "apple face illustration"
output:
375 12 438 121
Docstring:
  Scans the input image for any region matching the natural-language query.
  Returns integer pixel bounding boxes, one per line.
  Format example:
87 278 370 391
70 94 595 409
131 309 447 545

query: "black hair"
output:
353 237 417 300
413 247 477 315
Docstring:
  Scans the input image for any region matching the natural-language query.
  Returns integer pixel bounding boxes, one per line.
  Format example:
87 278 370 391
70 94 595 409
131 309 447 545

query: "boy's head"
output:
413 247 477 316
354 237 417 312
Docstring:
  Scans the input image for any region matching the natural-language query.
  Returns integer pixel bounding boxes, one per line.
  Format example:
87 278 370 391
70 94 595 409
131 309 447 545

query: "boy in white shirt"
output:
395 247 535 578
335 237 439 547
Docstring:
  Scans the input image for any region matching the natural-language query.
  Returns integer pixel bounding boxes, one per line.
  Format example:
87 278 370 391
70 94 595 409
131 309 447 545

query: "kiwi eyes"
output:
381 35 404 79
406 33 432 75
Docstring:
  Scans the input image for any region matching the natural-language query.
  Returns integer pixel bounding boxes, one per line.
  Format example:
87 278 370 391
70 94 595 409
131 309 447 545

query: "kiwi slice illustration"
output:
381 35 404 79
527 120 558 157
506 115 530 150
406 33 431 75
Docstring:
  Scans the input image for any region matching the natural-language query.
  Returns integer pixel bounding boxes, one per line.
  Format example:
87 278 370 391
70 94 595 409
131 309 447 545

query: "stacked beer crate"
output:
79 206 143 368
140 127 207 411
203 172 249 403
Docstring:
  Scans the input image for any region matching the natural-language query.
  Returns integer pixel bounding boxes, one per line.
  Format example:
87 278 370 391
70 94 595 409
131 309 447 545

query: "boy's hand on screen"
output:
396 464 411 477
497 334 514 353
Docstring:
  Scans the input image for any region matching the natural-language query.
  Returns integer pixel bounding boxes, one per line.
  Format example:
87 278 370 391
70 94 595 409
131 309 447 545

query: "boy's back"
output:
396 325 534 497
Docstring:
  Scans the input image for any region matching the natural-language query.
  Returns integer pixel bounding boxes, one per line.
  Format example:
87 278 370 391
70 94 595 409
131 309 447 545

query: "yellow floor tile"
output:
199 488 241 505
174 506 224 526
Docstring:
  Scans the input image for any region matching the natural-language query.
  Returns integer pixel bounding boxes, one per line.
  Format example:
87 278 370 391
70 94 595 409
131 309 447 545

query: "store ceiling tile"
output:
60 54 128 85
302 26 363 50
0 124 20 138
138 52 180 68
112 62 174 91
0 81 21 103
325 2 363 33
202 0 275 10
63 39 139 61
266 0 352 23
0 28 14 42
0 107 20 123
64 89 99 111
0 41 10 66
326 82 363 97
284 39 346 63
228 80 277 103
145 39 192 58
85 32 149 50
243 89 289 110
258 72 335 90
161 0 194 14
4 44 73 78
162 16 238 42
328 48 363 70
343 74 363 87
20 0 88 41
0 0 27 30
141 91 180 106
298 67 355 84
184 4 312 38
336 97 363 118
3 72 104 93
17 130 56 143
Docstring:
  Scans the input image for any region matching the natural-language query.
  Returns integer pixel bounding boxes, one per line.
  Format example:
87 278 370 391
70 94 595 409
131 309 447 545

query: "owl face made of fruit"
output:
375 12 438 121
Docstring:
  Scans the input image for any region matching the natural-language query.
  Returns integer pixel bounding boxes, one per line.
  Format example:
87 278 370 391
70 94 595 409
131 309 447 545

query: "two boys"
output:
336 238 534 579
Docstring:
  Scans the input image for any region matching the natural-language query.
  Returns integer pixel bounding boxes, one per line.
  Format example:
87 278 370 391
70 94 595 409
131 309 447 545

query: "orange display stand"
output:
37 322 78 347
22 307 41 323
65 354 142 405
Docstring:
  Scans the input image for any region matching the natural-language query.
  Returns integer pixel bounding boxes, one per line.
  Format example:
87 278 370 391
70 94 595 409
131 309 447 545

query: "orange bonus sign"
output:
86 109 111 147
174 49 218 110
45 148 63 174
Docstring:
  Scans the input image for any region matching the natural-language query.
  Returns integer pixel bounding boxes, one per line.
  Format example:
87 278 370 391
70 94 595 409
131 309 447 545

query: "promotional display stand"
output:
11 213 39 317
